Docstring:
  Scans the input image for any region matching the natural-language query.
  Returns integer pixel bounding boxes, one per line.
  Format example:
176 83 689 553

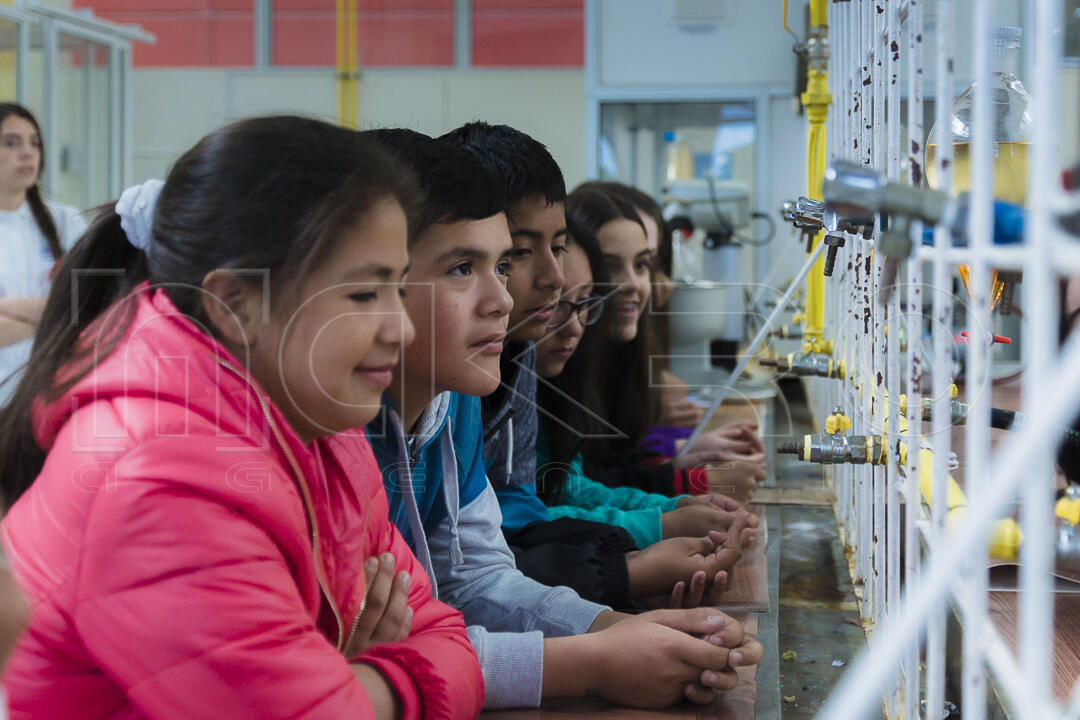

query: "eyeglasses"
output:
547 296 604 329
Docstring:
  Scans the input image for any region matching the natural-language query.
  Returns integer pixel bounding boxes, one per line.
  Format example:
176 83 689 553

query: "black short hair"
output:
362 128 507 239
439 122 566 219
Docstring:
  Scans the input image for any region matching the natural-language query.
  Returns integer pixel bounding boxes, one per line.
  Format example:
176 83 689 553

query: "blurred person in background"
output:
0 103 86 403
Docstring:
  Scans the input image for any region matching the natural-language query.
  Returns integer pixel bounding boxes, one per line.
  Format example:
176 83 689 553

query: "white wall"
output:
765 96 814 287
130 68 586 189
596 0 1017 91
595 0 794 87
1063 66 1080 161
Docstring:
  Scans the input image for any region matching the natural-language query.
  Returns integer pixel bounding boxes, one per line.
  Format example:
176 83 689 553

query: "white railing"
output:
803 1 1074 719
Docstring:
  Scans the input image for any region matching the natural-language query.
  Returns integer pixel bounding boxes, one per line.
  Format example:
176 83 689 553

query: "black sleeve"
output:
504 517 638 610
588 461 677 496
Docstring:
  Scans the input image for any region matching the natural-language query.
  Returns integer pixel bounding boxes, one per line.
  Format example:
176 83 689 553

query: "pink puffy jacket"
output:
1 287 484 719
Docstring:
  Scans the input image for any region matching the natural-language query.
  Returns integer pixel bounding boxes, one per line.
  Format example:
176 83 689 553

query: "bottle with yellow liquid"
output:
924 26 1033 311
663 131 694 183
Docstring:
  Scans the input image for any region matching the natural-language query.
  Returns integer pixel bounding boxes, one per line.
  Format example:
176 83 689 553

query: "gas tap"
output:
825 159 1028 303
776 407 887 465
824 161 953 302
792 196 825 232
761 351 844 379
768 325 804 340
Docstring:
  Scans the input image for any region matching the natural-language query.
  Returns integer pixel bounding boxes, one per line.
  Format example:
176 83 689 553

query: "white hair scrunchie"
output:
115 178 164 252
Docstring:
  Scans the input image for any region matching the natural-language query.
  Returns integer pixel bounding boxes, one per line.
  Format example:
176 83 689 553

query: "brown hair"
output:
558 185 655 468
574 181 672 420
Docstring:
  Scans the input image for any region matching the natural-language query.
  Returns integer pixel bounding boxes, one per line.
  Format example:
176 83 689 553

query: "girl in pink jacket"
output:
0 116 484 719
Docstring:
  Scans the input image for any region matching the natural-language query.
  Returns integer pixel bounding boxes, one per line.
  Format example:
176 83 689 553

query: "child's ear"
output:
200 269 265 348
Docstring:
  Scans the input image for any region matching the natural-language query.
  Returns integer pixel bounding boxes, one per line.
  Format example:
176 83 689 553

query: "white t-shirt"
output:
0 199 87 403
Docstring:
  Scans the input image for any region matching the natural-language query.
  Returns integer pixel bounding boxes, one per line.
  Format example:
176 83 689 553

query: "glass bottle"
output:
925 25 1034 310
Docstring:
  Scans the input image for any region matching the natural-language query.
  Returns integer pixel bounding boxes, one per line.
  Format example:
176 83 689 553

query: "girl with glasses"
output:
528 203 759 608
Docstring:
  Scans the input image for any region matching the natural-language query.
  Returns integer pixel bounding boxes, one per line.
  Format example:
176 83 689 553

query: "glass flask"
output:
925 25 1033 310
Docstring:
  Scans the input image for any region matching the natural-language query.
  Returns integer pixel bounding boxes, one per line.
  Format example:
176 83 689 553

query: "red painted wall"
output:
74 0 582 68
74 0 255 67
472 0 582 67
273 2 454 67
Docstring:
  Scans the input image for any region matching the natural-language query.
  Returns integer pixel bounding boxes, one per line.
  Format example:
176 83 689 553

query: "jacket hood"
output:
408 391 454 456
32 285 298 460
26 284 375 650
368 390 500 594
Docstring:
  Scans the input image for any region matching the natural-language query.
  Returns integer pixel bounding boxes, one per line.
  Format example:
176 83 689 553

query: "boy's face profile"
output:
399 214 515 399
504 196 568 343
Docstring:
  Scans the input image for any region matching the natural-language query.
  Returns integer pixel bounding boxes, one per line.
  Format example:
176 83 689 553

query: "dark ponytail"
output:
0 115 420 508
0 104 62 260
0 208 145 505
26 186 62 261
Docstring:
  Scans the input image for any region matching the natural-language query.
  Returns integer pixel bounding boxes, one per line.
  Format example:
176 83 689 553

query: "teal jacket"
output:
535 435 686 547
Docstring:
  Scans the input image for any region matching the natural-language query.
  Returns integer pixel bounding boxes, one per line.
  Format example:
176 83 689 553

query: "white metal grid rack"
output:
798 1 1077 719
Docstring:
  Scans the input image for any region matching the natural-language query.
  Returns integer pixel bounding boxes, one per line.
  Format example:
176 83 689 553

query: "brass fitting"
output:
778 431 886 465
768 325 804 340
777 406 887 465
761 351 844 378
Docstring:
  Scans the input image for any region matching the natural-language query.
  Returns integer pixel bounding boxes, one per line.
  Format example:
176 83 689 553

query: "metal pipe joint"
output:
761 351 844 378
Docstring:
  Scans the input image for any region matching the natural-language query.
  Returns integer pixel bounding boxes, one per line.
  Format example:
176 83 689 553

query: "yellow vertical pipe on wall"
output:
801 0 831 353
0 2 17 101
0 51 15 101
336 0 359 129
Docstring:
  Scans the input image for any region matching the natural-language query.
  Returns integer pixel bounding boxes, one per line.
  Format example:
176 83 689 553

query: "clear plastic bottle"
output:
925 25 1033 309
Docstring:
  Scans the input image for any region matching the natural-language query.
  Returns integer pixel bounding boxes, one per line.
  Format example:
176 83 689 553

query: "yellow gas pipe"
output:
336 0 360 129
801 0 832 356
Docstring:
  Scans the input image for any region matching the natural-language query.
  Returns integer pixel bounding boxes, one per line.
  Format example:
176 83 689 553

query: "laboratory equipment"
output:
925 25 1034 310
663 178 751 376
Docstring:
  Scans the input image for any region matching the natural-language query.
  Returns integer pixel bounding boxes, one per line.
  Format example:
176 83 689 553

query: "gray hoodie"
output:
368 390 608 709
